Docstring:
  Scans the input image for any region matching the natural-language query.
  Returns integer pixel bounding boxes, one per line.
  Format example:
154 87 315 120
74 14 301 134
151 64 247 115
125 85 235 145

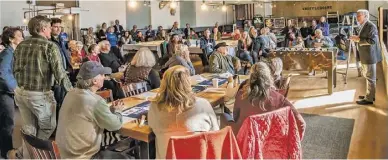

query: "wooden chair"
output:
276 76 291 98
121 81 148 97
21 130 61 159
97 89 114 102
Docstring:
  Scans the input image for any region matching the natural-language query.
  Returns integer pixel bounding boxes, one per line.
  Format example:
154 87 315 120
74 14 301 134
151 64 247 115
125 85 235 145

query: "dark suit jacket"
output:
114 25 124 35
357 21 382 64
184 27 193 38
50 36 72 71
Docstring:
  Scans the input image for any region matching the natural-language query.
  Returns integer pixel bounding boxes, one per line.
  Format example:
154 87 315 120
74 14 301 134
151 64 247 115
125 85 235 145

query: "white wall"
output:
194 1 233 27
0 1 29 33
79 1 126 30
254 3 273 17
150 1 180 29
368 1 388 20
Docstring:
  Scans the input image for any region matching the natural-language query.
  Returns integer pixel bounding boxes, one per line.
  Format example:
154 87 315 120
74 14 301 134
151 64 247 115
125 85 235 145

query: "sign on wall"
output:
302 6 333 11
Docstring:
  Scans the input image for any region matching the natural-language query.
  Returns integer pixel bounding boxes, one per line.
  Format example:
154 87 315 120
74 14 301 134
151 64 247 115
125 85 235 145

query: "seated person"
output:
223 62 306 136
166 34 183 57
69 40 83 68
98 40 122 73
156 28 168 41
56 61 126 159
311 29 333 48
148 65 219 159
237 31 253 64
84 44 101 63
163 44 195 76
133 31 145 43
292 36 305 49
199 29 216 66
123 47 160 90
269 57 284 88
250 29 262 62
232 29 241 40
211 27 222 41
209 42 241 74
120 31 133 45
187 30 199 40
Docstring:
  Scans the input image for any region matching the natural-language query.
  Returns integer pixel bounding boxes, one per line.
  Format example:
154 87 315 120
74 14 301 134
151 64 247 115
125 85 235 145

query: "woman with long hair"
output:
237 31 253 64
120 31 133 45
123 47 160 90
162 44 195 76
227 62 305 136
148 65 219 159
97 22 108 42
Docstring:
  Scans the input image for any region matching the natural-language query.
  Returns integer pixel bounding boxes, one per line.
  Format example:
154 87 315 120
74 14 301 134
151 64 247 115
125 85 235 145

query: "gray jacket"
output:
209 51 239 74
163 55 195 76
356 21 382 64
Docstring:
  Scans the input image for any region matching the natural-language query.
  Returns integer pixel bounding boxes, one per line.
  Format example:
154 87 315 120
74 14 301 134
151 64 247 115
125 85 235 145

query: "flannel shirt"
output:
13 35 72 92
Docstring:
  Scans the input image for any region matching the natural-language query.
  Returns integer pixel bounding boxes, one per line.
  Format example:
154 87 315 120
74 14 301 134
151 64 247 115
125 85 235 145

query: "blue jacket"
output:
0 46 17 93
106 33 118 46
318 22 330 36
51 36 71 70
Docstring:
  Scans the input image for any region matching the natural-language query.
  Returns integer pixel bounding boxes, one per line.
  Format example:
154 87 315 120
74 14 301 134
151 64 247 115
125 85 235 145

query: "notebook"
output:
122 101 151 118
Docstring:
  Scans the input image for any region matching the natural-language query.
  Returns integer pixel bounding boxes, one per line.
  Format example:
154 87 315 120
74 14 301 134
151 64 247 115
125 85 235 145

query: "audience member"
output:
84 27 96 48
170 21 184 36
226 62 306 136
318 16 330 36
300 20 312 46
133 31 145 43
124 47 160 90
184 23 193 38
163 44 195 76
0 27 23 159
156 28 168 41
59 27 69 49
209 42 241 74
167 34 182 57
11 15 72 158
250 29 262 62
106 26 118 47
248 26 256 39
113 19 124 38
270 57 284 88
145 25 156 41
282 19 299 47
310 19 319 37
98 40 122 73
69 40 83 67
199 29 216 66
56 61 125 159
293 37 305 49
232 29 242 40
237 31 253 64
265 27 277 45
148 65 219 159
130 25 139 38
187 30 198 39
211 27 222 41
50 18 71 71
97 22 108 42
84 44 101 63
121 31 133 45
311 29 334 48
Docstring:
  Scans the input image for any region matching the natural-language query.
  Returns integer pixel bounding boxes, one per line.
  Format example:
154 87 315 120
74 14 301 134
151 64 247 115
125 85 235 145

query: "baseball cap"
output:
77 61 112 80
214 42 228 50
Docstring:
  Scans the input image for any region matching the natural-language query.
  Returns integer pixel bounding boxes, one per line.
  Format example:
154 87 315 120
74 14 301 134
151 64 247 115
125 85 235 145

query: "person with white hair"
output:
311 29 333 48
162 44 195 76
124 47 160 90
349 9 382 105
98 40 122 73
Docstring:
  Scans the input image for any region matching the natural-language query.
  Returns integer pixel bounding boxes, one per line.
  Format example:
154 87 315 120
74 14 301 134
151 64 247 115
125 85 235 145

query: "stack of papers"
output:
132 92 157 100
121 101 151 118
189 75 207 85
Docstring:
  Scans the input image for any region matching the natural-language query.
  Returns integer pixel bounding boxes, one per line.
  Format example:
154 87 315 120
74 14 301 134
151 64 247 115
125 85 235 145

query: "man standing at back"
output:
50 18 72 119
12 15 72 155
350 9 382 105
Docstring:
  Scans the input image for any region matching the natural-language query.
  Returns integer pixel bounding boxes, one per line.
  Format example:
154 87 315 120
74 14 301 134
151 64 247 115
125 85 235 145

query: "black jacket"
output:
99 51 122 73
50 36 72 71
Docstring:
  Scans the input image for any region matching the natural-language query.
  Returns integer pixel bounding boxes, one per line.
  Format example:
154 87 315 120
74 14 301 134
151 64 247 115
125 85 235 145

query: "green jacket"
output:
209 51 239 74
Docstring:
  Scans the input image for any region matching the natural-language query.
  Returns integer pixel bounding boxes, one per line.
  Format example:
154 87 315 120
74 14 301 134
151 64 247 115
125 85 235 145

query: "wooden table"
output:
118 73 248 158
270 48 337 94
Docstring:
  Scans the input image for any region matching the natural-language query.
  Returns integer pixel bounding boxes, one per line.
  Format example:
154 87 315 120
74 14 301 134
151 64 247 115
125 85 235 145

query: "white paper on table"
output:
204 88 226 94
122 116 137 125
189 75 207 85
132 92 157 100
219 72 233 79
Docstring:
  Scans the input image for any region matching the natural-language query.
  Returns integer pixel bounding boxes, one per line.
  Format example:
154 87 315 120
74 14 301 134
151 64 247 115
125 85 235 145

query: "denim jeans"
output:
361 63 376 101
238 51 253 64
0 93 15 158
14 87 57 140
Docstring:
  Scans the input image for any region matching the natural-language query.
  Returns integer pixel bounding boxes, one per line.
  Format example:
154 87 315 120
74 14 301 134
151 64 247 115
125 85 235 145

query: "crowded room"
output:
1 0 388 159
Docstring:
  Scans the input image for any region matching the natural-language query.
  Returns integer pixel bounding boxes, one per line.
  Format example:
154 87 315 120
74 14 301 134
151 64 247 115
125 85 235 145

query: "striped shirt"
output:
13 35 72 92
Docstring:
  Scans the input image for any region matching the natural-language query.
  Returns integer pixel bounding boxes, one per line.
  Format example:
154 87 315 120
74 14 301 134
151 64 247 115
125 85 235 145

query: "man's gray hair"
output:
28 15 51 36
357 9 370 20
75 78 94 89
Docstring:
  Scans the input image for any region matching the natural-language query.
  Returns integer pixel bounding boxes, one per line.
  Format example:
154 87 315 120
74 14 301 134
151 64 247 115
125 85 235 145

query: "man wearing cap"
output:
209 42 241 74
56 61 126 159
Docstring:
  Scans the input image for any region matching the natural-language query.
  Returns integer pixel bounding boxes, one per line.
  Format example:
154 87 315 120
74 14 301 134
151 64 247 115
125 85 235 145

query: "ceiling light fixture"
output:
201 1 208 10
170 0 177 9
222 1 227 12
129 0 137 8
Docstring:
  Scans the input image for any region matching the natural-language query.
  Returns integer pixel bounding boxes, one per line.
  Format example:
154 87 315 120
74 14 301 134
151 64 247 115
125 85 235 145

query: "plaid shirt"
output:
13 35 72 92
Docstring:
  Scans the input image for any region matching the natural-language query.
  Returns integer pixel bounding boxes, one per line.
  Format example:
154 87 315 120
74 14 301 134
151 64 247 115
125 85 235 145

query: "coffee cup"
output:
212 78 219 88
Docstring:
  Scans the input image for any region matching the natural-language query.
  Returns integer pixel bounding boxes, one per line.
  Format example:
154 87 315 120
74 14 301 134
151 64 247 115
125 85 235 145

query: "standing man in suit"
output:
350 9 382 105
113 19 124 38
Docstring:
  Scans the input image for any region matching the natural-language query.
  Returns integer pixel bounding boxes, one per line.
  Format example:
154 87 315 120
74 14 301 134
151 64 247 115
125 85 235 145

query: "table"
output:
122 41 164 58
270 48 337 94
188 40 238 55
118 73 248 158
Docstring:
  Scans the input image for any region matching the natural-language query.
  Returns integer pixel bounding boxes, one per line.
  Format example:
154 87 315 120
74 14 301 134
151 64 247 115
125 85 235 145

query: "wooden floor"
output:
11 55 388 159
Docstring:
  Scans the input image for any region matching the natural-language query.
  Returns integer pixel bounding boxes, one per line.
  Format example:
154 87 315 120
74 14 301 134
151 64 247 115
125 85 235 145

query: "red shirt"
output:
87 54 101 63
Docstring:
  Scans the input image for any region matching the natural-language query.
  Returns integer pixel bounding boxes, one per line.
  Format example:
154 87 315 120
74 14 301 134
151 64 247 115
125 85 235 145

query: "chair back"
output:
166 126 242 159
121 81 148 97
236 107 302 159
276 76 291 97
97 89 114 102
21 130 61 159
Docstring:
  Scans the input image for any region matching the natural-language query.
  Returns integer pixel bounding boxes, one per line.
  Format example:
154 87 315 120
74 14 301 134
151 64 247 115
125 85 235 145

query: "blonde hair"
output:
240 31 252 47
69 40 78 52
153 65 195 114
175 44 189 57
130 47 156 67
242 62 274 110
315 29 323 37
271 57 283 80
